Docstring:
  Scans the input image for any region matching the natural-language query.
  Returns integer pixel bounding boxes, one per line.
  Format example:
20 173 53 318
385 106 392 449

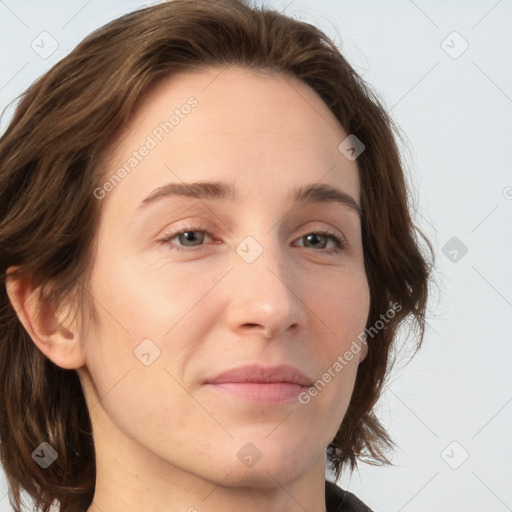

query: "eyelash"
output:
157 225 347 254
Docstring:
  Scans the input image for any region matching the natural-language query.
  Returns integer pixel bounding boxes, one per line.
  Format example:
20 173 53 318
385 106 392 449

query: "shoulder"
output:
325 480 375 512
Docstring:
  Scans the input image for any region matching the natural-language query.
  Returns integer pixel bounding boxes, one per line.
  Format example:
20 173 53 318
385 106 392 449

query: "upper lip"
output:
204 364 312 386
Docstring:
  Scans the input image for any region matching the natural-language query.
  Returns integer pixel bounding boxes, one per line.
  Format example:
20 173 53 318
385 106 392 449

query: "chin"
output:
207 441 318 489
217 463 307 489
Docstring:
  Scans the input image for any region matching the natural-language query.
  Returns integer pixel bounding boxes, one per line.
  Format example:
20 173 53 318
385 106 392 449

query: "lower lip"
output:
204 382 307 404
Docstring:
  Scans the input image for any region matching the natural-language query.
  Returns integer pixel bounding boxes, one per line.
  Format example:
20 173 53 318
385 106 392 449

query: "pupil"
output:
182 231 201 245
307 234 324 248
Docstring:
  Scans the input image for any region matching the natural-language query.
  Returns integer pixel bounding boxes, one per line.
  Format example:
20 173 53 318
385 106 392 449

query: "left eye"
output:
295 231 346 252
157 227 346 254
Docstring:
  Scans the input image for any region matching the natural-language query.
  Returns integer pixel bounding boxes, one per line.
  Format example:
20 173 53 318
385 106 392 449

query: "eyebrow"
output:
138 180 362 216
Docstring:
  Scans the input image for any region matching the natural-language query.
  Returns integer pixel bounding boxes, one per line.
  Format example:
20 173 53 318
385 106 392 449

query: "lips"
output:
203 364 313 404
203 364 313 386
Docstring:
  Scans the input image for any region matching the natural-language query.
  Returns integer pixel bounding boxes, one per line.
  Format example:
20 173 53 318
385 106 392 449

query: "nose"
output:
224 235 307 340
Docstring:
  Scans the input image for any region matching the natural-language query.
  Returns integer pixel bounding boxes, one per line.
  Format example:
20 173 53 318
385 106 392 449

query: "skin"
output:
7 66 370 512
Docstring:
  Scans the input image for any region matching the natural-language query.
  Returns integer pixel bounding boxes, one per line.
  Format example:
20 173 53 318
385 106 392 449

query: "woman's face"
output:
78 66 370 487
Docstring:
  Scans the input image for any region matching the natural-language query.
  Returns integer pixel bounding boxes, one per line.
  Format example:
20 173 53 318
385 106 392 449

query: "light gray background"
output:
1 1 511 511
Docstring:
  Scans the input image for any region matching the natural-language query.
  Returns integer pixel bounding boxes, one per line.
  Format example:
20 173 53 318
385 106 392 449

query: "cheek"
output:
82 248 229 402
87 241 222 342
309 266 370 348
301 268 370 409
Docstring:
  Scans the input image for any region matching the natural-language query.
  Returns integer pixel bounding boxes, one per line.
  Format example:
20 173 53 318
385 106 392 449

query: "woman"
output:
0 1 432 511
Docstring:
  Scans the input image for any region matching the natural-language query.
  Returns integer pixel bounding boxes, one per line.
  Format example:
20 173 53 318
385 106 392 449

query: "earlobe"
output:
359 339 368 363
5 267 86 370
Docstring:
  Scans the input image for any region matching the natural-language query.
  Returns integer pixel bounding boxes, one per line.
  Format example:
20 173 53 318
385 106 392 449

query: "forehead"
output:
99 65 360 211
125 65 346 148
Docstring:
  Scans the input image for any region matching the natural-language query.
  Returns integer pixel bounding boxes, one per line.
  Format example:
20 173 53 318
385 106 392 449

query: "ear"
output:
5 267 86 370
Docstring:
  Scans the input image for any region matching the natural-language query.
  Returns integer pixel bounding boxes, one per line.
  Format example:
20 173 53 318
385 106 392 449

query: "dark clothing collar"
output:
325 480 375 512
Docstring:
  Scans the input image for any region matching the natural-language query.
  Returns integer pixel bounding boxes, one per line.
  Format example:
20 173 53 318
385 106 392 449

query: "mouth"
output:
203 364 312 404
203 382 309 403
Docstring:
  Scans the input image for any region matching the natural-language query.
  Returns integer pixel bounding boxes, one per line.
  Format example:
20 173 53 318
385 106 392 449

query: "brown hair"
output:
0 0 433 510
